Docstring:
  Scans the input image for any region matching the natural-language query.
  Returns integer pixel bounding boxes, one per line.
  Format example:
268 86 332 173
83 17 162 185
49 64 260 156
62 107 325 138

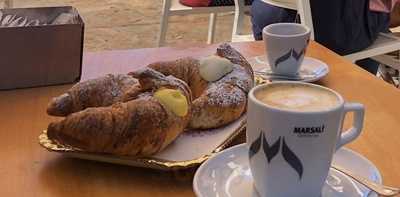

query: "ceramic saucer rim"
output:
254 56 329 83
193 143 382 197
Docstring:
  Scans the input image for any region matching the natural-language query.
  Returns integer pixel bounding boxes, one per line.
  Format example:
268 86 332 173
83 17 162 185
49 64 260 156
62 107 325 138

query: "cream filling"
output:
154 88 188 117
199 55 234 82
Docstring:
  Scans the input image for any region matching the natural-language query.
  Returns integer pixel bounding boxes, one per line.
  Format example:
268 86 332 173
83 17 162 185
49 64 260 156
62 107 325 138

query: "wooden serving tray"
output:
39 116 246 171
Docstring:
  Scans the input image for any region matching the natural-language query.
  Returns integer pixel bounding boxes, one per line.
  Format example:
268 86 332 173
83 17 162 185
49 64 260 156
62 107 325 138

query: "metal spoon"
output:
331 164 400 196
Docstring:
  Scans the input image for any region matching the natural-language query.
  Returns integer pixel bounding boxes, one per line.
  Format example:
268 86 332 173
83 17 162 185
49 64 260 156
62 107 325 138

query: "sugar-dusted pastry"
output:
136 43 254 129
47 74 138 116
47 68 192 156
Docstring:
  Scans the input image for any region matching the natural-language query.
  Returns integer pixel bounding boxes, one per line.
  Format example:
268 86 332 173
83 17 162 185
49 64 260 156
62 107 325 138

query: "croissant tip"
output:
46 93 72 117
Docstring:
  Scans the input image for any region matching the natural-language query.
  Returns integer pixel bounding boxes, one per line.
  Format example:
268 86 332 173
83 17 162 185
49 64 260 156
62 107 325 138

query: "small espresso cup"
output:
263 23 311 76
247 82 364 197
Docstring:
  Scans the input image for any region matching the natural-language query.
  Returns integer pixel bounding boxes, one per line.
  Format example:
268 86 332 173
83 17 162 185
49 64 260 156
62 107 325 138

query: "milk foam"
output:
255 84 339 112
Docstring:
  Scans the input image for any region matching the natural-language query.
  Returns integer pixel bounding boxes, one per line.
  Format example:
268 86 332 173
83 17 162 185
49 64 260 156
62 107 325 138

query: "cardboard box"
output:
0 6 84 90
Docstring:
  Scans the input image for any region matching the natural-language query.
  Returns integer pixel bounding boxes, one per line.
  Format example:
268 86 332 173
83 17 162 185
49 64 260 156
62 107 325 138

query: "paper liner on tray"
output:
39 116 246 171
38 73 269 170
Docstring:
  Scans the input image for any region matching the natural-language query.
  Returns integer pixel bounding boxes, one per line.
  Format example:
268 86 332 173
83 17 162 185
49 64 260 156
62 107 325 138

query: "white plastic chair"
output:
158 0 239 46
345 34 400 64
231 0 255 42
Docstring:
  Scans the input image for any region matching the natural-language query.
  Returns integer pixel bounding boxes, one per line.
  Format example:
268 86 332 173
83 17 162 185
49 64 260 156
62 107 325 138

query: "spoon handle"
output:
331 164 400 196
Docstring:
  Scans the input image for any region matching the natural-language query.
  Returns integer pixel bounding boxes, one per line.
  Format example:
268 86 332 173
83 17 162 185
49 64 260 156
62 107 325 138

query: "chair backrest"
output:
296 0 314 39
262 0 296 9
231 0 253 42
233 0 245 36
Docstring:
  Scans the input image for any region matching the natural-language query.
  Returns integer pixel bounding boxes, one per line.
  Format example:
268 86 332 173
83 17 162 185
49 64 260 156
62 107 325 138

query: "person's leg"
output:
250 0 297 40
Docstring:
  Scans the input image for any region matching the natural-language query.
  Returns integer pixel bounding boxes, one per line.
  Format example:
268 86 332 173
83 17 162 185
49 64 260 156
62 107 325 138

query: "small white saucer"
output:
249 56 329 82
193 144 381 197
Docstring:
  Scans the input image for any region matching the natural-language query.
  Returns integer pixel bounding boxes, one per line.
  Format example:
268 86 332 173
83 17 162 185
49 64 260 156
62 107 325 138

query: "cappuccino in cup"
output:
247 82 364 197
254 83 340 112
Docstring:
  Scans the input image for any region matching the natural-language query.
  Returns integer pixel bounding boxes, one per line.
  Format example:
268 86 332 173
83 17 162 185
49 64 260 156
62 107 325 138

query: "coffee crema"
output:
254 84 340 112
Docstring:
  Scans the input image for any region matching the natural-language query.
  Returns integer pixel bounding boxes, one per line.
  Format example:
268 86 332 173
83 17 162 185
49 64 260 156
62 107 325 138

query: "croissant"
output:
47 74 138 116
47 68 192 156
139 43 254 129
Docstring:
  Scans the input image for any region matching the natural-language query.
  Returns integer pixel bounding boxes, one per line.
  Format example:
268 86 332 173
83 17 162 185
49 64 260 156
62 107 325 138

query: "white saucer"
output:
193 144 381 197
249 56 329 82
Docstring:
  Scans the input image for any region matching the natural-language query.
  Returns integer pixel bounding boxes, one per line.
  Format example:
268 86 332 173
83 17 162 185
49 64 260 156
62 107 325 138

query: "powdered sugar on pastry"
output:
216 64 253 93
205 83 246 107
142 43 254 129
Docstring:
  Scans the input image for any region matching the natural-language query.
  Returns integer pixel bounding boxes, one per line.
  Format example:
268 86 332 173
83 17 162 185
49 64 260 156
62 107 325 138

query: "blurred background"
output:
5 0 252 51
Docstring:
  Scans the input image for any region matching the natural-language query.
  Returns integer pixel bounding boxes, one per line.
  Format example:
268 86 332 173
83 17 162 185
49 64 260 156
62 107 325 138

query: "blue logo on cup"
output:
249 132 304 180
274 47 306 68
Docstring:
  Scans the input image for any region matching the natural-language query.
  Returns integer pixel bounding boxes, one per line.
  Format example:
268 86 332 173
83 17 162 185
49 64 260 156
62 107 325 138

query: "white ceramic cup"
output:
263 23 311 76
246 82 364 197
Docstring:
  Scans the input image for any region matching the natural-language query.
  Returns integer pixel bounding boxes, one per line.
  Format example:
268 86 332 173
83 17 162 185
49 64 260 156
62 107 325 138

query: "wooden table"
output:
1 41 399 197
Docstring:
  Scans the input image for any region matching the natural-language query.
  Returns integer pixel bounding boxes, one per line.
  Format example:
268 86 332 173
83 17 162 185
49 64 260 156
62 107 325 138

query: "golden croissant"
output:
47 74 138 116
137 43 254 129
47 68 192 156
